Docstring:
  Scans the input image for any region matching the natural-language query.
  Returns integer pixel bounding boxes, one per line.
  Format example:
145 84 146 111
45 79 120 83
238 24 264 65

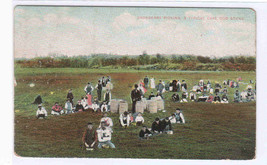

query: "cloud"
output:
14 8 256 58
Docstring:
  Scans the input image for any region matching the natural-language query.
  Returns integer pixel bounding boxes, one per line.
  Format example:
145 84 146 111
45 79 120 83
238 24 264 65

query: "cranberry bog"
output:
14 68 256 159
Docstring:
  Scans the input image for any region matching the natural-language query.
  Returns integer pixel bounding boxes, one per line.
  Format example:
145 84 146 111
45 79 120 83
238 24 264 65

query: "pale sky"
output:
14 6 256 58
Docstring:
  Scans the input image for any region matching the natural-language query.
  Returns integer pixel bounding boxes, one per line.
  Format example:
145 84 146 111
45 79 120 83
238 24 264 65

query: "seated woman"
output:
119 111 130 128
36 104 47 119
221 94 229 103
135 113 145 126
51 102 64 115
139 126 152 140
75 100 85 112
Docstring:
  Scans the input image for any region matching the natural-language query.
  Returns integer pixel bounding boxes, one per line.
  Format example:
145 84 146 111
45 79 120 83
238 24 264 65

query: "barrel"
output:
135 101 144 113
147 100 157 113
110 99 120 113
119 101 128 114
156 99 164 110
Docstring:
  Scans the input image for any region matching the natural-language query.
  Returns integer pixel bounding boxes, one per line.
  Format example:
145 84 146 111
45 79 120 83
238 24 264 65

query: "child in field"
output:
181 80 187 92
174 108 185 124
67 89 74 106
139 126 152 140
135 113 145 126
100 112 113 127
209 87 214 94
82 122 98 151
51 102 64 115
221 94 229 103
161 117 173 134
169 114 176 123
81 96 89 110
92 98 100 112
172 93 180 102
234 90 240 103
36 104 47 119
213 94 221 103
189 92 197 102
151 117 162 134
120 111 130 128
97 122 115 149
75 100 85 112
100 101 109 112
32 94 43 105
206 95 214 103
65 99 73 114
240 90 248 102
84 82 94 106
180 92 188 103
148 92 156 100
150 77 155 89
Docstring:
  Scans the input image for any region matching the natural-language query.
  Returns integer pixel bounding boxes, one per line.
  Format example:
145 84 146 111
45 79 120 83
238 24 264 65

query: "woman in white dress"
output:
150 77 155 89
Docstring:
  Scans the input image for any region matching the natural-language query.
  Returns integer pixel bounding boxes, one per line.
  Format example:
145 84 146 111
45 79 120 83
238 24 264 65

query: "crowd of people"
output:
32 75 255 151
134 76 256 105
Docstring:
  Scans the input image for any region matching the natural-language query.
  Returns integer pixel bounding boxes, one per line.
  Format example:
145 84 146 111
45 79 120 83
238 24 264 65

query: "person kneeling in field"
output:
135 112 145 126
174 108 185 124
139 126 152 140
65 99 73 114
51 102 64 115
82 122 98 151
36 104 47 119
75 100 85 112
161 117 173 134
119 111 130 128
100 112 113 128
81 96 89 110
97 121 115 149
151 117 162 134
221 94 229 103
206 95 214 103
213 94 221 103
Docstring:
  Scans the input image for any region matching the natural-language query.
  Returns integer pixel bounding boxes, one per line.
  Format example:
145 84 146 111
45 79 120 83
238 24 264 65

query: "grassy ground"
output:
14 68 256 159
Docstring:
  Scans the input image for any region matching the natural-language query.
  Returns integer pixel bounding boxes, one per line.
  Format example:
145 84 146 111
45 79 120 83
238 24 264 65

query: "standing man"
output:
144 76 149 89
82 122 98 150
156 80 165 95
95 80 103 101
131 84 142 114
67 89 74 106
103 89 112 105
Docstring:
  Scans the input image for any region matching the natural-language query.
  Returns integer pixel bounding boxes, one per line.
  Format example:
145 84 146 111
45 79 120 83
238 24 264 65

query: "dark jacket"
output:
214 96 221 102
152 121 162 132
161 120 172 130
139 129 152 138
172 93 180 102
148 94 155 100
67 92 74 100
144 77 149 84
131 89 141 102
75 104 85 111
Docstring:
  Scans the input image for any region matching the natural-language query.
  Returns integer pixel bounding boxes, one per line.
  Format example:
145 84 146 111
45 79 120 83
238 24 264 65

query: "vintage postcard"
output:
14 5 256 160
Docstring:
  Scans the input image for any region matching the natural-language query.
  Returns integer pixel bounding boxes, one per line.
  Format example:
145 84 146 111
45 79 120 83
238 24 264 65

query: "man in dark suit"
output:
131 84 141 114
144 76 149 89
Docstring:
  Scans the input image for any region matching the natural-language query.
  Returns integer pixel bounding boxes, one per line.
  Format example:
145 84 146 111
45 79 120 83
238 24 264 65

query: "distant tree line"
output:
15 53 256 71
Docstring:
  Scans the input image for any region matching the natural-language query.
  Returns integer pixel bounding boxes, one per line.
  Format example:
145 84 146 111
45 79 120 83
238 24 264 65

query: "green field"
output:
14 67 256 159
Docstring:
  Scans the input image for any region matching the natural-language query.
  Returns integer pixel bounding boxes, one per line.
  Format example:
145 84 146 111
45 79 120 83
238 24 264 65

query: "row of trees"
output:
15 53 256 71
